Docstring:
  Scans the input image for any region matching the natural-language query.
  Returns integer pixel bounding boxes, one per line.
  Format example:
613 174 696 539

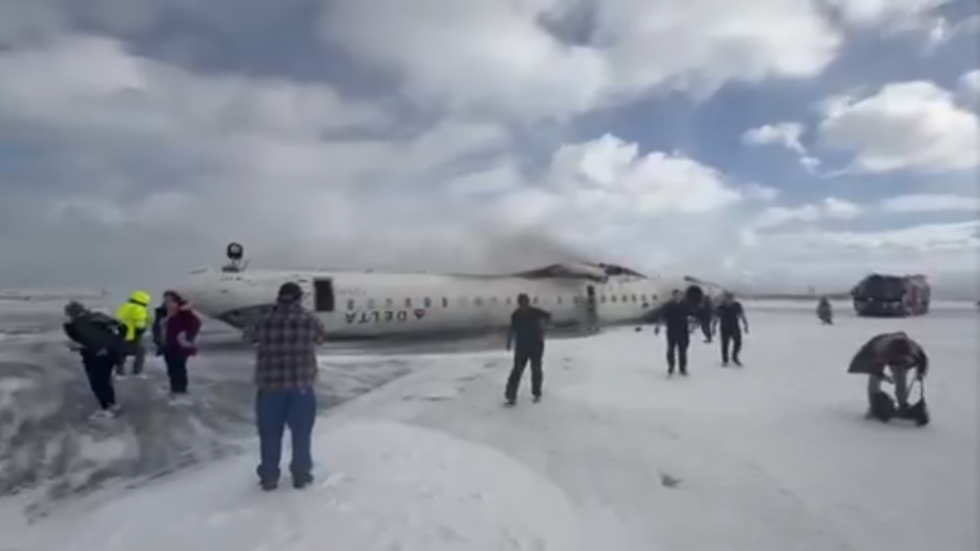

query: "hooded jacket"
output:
116 290 151 342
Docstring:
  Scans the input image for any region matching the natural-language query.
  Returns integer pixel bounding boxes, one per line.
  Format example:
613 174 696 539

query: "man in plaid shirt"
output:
244 281 327 491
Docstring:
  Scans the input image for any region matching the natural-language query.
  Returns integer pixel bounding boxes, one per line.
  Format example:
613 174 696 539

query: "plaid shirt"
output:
244 301 327 390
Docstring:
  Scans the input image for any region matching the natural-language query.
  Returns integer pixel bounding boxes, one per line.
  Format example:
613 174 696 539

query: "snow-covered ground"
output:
2 302 978 551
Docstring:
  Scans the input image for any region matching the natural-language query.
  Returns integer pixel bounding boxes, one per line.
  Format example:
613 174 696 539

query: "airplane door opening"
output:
313 279 335 312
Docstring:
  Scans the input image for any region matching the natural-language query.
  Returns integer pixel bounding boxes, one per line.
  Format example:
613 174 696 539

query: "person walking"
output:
504 293 552 406
714 292 749 366
654 290 692 376
244 282 327 491
159 290 201 404
63 301 126 419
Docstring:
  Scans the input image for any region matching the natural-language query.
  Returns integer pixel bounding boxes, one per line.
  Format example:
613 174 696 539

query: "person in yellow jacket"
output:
115 290 151 378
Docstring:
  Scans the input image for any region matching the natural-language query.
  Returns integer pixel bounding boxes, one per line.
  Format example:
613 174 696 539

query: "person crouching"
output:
847 332 927 419
159 290 201 404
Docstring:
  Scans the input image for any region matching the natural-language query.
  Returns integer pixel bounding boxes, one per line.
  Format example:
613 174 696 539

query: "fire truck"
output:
852 273 930 317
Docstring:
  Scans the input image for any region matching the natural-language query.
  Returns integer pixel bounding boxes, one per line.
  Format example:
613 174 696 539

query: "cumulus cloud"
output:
742 121 821 171
817 81 980 173
960 69 980 99
0 0 976 296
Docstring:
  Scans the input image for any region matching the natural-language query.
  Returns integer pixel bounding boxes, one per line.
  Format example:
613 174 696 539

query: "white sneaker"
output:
168 394 191 406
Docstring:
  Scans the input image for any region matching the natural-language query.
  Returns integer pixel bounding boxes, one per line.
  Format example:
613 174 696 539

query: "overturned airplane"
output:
176 242 716 339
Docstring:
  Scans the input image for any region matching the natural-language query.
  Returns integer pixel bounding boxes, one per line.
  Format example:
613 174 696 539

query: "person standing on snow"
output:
504 293 552 406
713 292 749 366
816 297 833 325
654 289 692 376
244 282 327 491
114 290 151 378
848 332 927 419
63 301 126 419
697 295 715 343
159 290 201 404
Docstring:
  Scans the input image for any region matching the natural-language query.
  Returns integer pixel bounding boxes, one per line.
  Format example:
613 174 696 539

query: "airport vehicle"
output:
852 273 930 317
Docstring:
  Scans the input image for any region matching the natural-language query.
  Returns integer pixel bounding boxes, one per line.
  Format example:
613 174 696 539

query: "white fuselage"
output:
177 267 691 339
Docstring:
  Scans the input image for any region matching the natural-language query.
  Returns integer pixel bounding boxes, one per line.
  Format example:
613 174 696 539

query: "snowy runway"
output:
3 302 978 551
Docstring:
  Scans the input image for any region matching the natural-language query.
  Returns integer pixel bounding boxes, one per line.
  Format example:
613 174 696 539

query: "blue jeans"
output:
255 386 317 483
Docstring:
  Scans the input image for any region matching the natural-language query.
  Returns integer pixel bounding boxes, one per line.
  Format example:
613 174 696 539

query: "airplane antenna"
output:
221 241 248 273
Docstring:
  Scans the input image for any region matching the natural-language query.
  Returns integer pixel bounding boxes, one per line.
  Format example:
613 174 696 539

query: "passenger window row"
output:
344 293 658 311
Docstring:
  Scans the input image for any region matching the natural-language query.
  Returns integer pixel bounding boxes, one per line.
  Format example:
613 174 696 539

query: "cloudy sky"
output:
0 0 978 295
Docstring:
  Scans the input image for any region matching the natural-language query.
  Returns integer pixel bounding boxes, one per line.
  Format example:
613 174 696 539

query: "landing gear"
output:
221 241 249 273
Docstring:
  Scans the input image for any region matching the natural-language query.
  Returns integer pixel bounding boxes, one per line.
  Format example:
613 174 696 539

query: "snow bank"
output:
4 305 977 551
17 421 578 551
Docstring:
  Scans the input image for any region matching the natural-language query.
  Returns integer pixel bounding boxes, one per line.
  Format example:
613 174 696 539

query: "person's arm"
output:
739 304 749 333
176 312 201 348
506 311 516 350
311 314 328 345
914 345 928 379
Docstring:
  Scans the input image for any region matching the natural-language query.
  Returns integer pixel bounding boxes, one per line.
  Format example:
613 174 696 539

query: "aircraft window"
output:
631 294 637 302
405 298 412 307
490 296 498 304
424 297 432 308
367 298 376 309
505 297 512 305
532 296 539 305
621 295 628 302
347 299 356 311
441 297 448 308
384 298 393 308
557 296 563 304
610 295 618 303
573 296 582 304
474 297 483 306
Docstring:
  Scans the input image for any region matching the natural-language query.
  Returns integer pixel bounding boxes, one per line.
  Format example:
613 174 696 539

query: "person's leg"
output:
286 386 318 487
720 331 731 364
82 354 109 409
893 367 910 409
678 335 689 375
731 330 743 364
529 344 544 399
666 335 677 374
255 389 288 488
701 318 712 342
115 346 129 377
164 352 179 394
505 349 530 402
131 341 146 375
866 373 883 417
172 354 189 394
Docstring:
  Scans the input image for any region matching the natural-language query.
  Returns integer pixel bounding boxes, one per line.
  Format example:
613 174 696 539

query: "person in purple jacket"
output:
159 290 201 405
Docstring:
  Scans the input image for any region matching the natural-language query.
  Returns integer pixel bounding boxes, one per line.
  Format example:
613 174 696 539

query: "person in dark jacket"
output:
504 293 552 406
847 332 927 418
816 297 833 325
713 292 749 366
159 290 201 404
63 301 126 419
151 300 168 356
654 290 692 376
697 295 714 343
244 282 327 491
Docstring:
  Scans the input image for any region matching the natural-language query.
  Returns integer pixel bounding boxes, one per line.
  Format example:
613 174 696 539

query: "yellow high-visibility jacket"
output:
116 290 151 342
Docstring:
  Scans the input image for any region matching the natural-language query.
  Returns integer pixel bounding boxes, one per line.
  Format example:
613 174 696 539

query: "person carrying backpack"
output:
63 301 126 420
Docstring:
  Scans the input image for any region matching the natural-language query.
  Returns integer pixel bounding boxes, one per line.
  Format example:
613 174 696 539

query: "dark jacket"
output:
847 332 928 377
64 312 125 356
162 307 201 358
657 301 691 336
151 304 167 347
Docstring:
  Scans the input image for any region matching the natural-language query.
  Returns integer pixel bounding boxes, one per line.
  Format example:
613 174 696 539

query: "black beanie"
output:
277 281 303 302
